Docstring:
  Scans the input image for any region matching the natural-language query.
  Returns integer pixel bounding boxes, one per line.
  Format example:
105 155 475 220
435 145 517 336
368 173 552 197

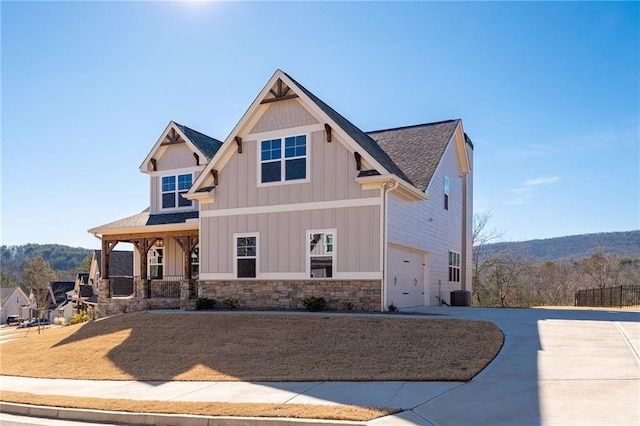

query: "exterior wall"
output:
149 144 203 215
250 98 318 134
0 288 30 323
132 238 185 277
202 130 379 212
156 144 198 171
201 206 381 277
199 280 381 311
387 140 469 305
200 103 383 279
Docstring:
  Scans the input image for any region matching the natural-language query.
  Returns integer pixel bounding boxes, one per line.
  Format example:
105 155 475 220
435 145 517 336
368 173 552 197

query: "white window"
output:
307 230 335 278
161 173 193 209
260 134 307 184
191 245 199 279
148 243 164 279
444 175 450 210
448 250 460 282
234 234 258 278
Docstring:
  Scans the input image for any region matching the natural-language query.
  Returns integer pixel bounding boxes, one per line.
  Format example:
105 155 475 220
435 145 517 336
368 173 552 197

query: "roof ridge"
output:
366 119 460 134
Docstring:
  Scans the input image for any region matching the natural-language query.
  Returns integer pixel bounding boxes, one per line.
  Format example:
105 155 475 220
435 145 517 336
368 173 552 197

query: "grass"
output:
0 391 398 422
0 311 503 382
0 311 503 420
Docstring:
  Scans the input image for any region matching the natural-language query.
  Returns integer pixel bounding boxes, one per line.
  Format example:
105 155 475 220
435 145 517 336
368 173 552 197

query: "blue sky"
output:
1 1 638 250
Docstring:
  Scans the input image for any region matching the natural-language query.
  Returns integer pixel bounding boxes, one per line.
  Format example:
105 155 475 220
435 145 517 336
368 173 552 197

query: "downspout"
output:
381 179 399 311
461 172 468 292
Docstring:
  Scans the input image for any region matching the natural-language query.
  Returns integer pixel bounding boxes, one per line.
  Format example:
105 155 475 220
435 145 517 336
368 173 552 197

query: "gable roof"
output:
139 121 223 173
283 72 413 185
49 281 75 305
0 287 27 306
174 122 223 160
93 250 133 277
367 120 461 192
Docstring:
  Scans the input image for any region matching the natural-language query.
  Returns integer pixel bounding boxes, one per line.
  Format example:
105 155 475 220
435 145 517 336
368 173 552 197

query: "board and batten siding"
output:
200 205 380 276
150 143 203 216
387 140 472 305
200 99 383 277
133 238 185 278
202 130 379 212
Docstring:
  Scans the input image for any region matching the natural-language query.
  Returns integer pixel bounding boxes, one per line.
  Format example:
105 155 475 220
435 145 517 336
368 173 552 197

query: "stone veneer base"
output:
199 280 382 312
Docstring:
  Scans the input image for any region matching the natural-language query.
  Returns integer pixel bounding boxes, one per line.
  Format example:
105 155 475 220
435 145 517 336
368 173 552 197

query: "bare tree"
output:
472 212 504 305
22 256 57 333
582 244 617 288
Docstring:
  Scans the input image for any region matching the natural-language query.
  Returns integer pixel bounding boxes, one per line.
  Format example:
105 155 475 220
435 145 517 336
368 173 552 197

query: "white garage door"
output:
387 246 426 308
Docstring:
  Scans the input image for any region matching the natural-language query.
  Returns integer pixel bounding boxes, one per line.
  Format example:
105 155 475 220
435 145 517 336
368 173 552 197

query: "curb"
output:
0 402 365 426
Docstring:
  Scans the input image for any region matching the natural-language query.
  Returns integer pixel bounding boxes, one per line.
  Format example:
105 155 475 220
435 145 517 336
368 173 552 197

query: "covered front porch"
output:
97 230 200 316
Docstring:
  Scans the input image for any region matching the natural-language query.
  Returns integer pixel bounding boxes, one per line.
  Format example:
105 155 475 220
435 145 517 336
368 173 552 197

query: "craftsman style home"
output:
89 70 472 314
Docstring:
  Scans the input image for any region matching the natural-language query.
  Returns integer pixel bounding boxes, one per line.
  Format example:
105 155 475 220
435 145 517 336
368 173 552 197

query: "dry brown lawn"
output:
0 391 398 422
0 311 503 382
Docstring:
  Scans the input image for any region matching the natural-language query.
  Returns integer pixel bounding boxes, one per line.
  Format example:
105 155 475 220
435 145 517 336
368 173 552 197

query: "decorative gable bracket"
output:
324 124 332 142
235 136 243 154
210 169 219 186
260 78 299 104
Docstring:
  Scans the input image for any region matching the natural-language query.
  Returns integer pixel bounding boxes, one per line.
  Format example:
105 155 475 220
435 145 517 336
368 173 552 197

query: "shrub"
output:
221 298 240 309
70 310 90 325
195 297 217 310
303 296 327 311
388 303 399 313
54 317 67 326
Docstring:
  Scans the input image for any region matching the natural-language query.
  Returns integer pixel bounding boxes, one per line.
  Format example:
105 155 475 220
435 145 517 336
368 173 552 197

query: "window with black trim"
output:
444 175 450 210
148 243 164 279
191 245 199 279
308 231 334 278
235 235 257 278
448 250 460 282
260 135 307 184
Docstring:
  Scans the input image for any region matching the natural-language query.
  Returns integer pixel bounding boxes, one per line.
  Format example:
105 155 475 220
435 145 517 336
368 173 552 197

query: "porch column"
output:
101 240 118 279
175 235 199 280
132 238 155 280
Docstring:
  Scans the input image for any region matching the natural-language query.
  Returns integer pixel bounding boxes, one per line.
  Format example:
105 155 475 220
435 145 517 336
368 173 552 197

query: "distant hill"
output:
480 230 640 262
1 244 93 284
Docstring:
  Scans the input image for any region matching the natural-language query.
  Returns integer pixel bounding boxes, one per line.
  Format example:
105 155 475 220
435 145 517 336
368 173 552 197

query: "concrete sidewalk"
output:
1 307 639 425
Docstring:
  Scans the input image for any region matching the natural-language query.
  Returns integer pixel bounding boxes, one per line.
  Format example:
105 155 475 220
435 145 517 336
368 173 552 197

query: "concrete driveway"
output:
374 306 640 426
1 307 638 426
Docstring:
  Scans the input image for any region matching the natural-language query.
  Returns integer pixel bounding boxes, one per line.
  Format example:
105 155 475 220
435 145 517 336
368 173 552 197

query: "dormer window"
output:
260 134 307 184
161 173 192 209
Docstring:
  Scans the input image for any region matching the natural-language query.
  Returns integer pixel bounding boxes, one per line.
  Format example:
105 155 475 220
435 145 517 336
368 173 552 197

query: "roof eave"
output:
356 174 427 201
88 222 199 238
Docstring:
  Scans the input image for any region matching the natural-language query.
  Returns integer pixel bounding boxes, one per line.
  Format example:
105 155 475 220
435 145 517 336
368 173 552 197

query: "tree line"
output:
472 213 640 307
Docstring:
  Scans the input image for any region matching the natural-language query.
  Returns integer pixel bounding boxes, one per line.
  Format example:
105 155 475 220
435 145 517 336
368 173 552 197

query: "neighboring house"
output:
47 281 75 323
89 70 472 314
0 287 31 324
74 250 133 315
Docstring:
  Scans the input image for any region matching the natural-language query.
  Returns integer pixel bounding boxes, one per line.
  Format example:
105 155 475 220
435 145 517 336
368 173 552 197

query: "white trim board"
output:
200 197 382 218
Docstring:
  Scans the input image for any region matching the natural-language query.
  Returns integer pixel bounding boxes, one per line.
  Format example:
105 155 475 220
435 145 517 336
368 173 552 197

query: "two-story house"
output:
89 70 473 315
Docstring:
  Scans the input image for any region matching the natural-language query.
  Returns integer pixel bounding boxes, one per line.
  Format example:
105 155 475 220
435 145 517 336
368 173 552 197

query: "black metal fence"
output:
148 276 182 299
110 276 135 297
575 285 640 309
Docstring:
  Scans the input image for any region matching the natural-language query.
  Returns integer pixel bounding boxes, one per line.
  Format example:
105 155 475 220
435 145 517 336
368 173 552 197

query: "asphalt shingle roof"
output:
49 282 75 305
91 208 199 232
367 120 461 192
174 122 223 160
284 72 413 185
146 211 198 226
